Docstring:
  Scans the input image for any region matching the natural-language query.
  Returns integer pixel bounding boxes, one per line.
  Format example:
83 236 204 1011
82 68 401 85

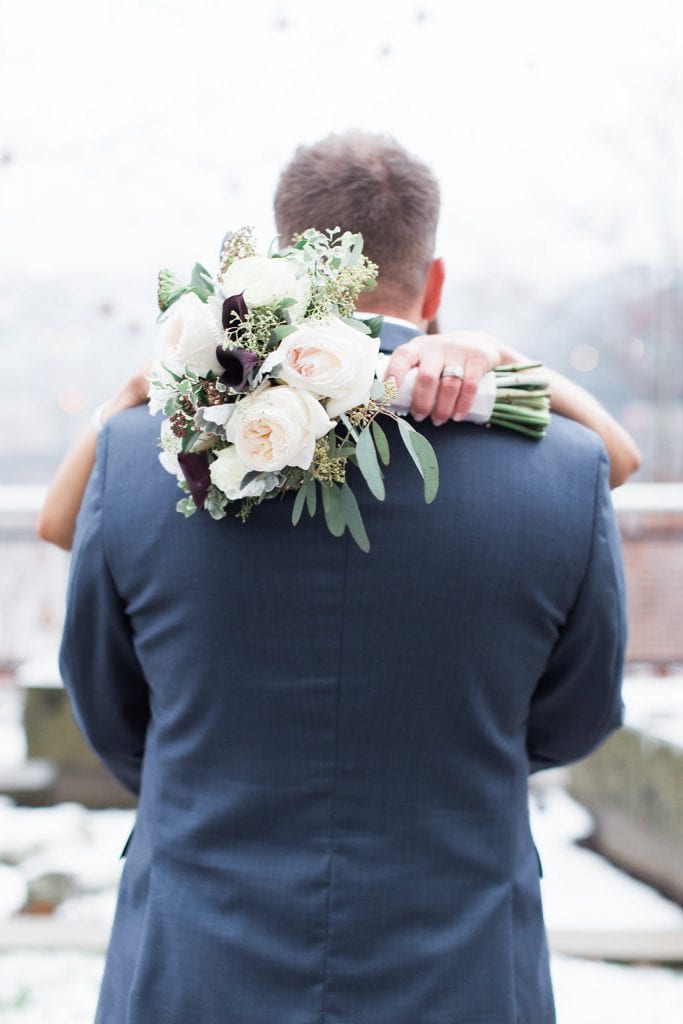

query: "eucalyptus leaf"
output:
355 427 385 501
397 420 439 503
272 324 298 343
343 317 371 335
181 430 202 453
335 444 357 458
321 484 346 537
340 484 370 552
371 420 390 465
305 477 317 517
240 470 263 487
161 287 190 312
190 262 214 300
292 483 307 526
160 361 183 382
364 315 384 339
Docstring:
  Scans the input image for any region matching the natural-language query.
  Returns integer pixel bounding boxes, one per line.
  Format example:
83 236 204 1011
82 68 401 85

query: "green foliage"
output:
343 317 370 335
355 426 385 500
291 483 307 526
321 483 346 537
340 483 370 552
305 476 317 517
371 420 390 465
271 325 298 343
397 420 439 503
176 496 197 517
364 315 384 339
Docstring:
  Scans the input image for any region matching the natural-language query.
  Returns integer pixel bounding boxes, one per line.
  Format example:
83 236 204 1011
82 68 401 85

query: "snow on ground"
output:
531 784 683 932
623 675 683 750
0 784 682 1022
0 951 104 1024
1 950 683 1024
1 677 683 1020
1 784 681 940
551 956 683 1024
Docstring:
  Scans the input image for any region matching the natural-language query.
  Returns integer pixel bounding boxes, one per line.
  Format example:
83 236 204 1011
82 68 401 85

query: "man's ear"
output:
421 258 445 323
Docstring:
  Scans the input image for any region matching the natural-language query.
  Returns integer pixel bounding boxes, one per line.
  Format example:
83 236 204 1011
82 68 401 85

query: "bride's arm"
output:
385 332 642 489
538 364 641 488
36 368 150 551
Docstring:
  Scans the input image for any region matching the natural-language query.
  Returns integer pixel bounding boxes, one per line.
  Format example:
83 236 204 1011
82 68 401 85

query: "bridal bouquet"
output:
149 227 439 552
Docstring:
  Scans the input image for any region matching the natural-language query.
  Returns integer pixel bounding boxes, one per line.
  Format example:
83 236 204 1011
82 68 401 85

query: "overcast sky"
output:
1 0 681 299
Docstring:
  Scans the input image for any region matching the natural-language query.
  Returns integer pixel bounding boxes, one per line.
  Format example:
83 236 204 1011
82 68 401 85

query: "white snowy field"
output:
0 782 682 1023
5 950 683 1024
1 674 683 1019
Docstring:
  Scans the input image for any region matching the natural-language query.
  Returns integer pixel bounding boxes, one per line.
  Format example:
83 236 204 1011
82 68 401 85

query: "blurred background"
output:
0 1 682 1021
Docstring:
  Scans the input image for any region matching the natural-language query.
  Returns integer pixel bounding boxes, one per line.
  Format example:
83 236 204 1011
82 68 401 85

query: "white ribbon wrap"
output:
376 354 497 425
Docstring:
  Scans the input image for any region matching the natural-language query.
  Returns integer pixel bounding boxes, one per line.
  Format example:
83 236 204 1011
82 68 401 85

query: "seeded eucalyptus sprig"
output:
283 227 379 320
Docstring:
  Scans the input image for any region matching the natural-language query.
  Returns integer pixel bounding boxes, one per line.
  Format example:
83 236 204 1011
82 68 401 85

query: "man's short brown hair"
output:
273 131 440 302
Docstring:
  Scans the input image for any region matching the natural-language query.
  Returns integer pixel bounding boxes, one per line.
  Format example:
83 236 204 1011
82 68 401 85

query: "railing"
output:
0 487 68 669
1 483 682 669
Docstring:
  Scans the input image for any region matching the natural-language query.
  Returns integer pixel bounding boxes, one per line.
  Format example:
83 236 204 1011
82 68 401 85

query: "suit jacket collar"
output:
375 318 422 353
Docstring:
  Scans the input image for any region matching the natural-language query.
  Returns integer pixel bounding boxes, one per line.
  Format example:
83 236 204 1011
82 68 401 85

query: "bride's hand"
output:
384 331 506 424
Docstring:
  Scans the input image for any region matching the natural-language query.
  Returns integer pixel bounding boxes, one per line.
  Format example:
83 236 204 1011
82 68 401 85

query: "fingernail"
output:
413 413 426 422
453 413 462 422
432 418 445 427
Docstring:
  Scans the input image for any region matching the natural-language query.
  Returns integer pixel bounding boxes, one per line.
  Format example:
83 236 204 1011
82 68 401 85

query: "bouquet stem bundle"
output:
490 363 551 439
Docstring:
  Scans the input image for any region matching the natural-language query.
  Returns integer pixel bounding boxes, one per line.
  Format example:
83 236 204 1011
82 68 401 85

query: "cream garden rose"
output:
209 447 273 501
156 292 222 376
225 385 334 473
219 254 311 321
261 317 380 418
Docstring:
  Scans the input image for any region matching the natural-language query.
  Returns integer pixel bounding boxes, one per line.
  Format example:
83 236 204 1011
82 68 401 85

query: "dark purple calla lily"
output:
178 452 211 510
215 346 261 392
222 292 248 332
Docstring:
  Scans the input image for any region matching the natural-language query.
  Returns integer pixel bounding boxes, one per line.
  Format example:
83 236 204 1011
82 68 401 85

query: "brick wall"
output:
618 506 683 667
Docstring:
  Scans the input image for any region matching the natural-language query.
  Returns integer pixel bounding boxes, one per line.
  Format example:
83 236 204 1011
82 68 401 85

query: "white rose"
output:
261 317 380 418
209 446 273 501
156 292 222 376
158 451 183 479
225 385 334 473
219 255 311 320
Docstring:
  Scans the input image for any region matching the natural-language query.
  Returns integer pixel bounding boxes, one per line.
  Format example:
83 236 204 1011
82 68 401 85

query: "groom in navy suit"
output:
60 131 627 1023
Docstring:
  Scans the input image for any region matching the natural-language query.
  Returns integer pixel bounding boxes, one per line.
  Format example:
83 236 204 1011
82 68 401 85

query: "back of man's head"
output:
273 131 440 309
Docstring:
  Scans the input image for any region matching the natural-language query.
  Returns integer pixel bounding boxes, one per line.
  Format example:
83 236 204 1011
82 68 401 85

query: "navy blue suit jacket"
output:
59 322 627 1023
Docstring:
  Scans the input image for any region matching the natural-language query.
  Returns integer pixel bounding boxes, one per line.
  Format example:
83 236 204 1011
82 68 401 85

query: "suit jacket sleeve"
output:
58 427 150 795
526 448 627 773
